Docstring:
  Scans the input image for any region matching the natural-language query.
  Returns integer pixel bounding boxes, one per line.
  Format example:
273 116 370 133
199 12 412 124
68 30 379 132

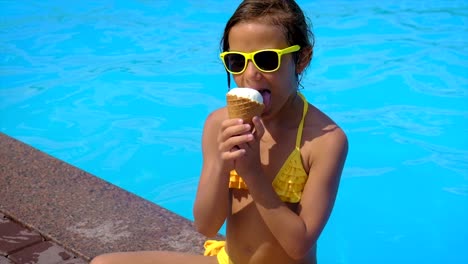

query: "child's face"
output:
228 21 299 118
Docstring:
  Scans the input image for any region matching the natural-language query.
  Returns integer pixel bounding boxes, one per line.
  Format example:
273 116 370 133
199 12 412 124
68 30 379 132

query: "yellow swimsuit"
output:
204 93 309 263
229 92 309 203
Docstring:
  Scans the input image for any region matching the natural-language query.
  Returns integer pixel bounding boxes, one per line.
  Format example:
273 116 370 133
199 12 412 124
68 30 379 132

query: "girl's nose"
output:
243 60 262 80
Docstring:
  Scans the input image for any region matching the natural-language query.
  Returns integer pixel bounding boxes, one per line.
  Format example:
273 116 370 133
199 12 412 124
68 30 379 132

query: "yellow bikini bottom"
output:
204 240 233 264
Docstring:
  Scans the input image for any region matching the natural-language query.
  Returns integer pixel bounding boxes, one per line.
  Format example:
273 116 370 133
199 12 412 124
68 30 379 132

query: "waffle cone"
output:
226 94 264 124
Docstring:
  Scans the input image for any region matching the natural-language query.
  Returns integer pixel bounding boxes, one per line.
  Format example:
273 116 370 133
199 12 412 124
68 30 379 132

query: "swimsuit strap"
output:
296 92 308 148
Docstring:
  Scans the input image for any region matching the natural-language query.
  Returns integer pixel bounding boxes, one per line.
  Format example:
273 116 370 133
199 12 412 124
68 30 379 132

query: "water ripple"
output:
393 134 468 177
334 105 467 137
344 167 396 178
150 177 198 205
443 186 468 196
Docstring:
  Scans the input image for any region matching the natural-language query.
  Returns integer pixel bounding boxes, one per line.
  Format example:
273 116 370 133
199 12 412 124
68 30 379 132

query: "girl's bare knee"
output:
90 254 114 264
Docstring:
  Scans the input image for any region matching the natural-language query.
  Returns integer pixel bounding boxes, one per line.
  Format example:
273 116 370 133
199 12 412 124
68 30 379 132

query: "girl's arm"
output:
193 110 230 237
193 109 253 237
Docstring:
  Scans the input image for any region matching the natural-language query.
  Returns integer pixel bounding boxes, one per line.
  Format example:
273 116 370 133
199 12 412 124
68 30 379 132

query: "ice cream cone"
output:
226 88 264 125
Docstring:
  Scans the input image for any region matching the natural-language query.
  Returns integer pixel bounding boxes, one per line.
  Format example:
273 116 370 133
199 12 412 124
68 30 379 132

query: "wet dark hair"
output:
220 0 315 88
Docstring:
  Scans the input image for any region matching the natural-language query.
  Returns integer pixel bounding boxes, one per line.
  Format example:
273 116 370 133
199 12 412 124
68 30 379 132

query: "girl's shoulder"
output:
202 107 228 132
304 103 343 135
302 103 348 157
205 107 228 124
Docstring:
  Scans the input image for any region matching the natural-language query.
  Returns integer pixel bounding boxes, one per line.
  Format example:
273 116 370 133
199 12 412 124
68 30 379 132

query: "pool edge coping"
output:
0 132 213 261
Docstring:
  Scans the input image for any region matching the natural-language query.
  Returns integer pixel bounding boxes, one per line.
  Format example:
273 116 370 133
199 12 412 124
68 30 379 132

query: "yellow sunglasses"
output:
220 45 301 74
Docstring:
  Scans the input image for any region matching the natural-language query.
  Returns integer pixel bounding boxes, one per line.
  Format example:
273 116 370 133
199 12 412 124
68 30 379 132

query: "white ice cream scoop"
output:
227 88 264 104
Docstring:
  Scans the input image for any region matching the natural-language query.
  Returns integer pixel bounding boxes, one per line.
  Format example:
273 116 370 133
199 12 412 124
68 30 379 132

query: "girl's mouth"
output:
260 89 271 113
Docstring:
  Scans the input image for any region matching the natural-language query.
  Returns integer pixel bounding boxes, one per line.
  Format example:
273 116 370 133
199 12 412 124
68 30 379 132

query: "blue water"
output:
1 1 467 263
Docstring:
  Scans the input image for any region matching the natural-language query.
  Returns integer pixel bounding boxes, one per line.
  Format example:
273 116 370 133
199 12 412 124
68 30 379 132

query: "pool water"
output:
1 1 467 263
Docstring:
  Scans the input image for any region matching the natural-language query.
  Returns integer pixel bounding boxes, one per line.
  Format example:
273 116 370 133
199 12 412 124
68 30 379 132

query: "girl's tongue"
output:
260 90 271 113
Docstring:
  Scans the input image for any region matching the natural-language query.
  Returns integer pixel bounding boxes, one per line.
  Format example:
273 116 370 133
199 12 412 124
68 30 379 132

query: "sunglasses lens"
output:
224 53 245 73
254 51 279 71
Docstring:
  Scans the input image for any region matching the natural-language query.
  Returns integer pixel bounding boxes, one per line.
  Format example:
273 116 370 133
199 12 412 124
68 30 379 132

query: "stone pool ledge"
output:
0 132 212 263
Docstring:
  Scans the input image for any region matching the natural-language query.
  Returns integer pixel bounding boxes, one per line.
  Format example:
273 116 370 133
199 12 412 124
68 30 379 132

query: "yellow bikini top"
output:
229 93 309 203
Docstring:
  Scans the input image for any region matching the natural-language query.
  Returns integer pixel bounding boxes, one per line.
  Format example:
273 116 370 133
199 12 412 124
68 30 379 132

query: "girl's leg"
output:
90 251 218 264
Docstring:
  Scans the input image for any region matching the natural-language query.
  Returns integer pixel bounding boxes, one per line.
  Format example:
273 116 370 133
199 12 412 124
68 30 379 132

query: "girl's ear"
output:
296 47 313 74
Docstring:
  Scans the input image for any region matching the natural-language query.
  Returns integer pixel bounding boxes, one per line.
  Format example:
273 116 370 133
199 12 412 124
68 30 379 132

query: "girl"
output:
91 0 348 263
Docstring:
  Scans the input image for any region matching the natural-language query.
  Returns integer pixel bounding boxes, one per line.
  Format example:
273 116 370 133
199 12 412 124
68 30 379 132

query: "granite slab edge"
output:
0 133 221 260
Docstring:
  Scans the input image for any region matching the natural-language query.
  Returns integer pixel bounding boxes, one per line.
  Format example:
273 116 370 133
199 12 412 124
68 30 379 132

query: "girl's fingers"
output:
219 133 253 153
221 147 245 160
217 118 256 161
218 119 251 145
221 118 243 127
220 124 251 142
